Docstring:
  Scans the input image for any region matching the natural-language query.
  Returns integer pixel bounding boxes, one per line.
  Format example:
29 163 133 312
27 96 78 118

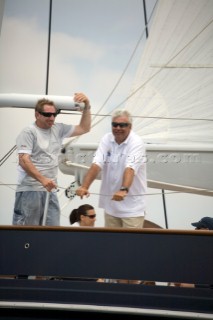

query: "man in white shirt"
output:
76 109 147 229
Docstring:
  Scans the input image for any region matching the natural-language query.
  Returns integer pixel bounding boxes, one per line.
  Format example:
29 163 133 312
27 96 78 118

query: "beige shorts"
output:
104 212 144 228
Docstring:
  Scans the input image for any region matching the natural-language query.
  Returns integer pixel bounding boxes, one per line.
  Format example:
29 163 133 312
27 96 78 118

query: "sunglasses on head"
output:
39 110 60 118
83 214 96 219
111 122 130 128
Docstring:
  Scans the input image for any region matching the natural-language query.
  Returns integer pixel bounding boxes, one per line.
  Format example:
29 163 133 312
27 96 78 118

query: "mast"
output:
143 0 149 39
0 0 5 36
45 0 52 95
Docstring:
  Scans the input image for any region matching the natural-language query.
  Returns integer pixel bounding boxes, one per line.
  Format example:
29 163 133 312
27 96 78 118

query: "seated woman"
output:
70 204 96 227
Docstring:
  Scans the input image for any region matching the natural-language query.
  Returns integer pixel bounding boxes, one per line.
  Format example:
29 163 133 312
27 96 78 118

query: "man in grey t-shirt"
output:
13 93 91 226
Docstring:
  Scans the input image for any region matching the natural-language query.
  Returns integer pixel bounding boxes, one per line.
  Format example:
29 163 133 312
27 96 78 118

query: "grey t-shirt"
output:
16 122 74 191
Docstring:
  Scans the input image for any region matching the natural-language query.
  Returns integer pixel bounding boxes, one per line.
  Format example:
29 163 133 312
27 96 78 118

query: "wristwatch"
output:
120 186 129 193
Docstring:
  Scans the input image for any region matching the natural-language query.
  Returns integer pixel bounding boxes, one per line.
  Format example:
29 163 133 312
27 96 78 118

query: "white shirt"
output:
71 222 80 227
93 131 147 218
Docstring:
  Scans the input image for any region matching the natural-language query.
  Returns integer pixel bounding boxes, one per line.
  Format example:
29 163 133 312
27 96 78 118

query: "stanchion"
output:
42 192 50 226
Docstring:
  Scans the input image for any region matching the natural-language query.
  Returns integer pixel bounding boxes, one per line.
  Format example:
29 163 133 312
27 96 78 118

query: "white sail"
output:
125 0 213 145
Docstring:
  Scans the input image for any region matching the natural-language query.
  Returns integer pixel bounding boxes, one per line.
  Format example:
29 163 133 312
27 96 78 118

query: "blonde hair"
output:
35 98 57 113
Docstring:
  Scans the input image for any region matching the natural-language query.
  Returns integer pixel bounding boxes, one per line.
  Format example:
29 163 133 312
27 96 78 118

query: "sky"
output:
0 0 212 228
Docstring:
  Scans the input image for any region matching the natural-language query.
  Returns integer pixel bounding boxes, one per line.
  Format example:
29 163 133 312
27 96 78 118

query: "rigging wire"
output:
59 111 213 122
0 145 17 167
45 0 52 95
0 181 16 191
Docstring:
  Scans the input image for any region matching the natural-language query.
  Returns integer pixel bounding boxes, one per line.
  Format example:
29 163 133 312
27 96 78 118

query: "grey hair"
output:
111 109 132 124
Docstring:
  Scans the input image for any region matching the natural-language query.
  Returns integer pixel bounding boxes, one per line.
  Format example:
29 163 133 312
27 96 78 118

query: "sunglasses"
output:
83 214 96 219
111 122 130 128
39 111 60 118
